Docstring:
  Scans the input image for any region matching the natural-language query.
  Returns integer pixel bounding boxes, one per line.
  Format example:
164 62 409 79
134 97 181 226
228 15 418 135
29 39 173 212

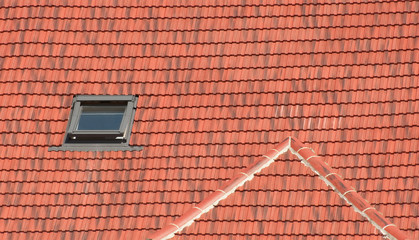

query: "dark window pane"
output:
77 106 125 130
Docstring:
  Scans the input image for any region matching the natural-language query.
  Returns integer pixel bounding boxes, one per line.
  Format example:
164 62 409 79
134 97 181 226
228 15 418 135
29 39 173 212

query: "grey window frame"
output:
49 95 143 152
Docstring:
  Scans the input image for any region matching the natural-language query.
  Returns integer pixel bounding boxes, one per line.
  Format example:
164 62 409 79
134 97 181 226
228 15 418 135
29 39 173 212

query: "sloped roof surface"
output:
0 0 418 239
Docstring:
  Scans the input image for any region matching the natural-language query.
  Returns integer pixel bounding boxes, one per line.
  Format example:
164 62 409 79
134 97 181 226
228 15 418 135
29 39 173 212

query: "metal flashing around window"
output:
48 95 142 152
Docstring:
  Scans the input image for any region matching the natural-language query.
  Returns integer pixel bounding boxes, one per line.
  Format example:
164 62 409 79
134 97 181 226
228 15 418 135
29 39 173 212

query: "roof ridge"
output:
288 137 409 240
147 137 409 240
146 138 289 240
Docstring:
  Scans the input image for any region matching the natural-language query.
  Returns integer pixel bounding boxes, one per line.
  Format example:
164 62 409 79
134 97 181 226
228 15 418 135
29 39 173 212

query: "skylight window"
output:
49 95 143 152
77 105 125 131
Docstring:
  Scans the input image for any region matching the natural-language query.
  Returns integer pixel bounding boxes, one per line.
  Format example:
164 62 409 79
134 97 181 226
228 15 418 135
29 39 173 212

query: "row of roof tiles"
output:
2 13 417 31
2 206 405 223
1 44 418 59
2 102 416 121
1 1 416 18
2 77 417 94
1 36 416 53
0 189 413 211
1 178 416 197
0 25 417 45
1 130 418 150
1 219 413 235
3 63 415 72
1 140 417 156
1 66 417 83
0 0 416 7
2 165 416 183
0 88 417 107
1 128 417 146
2 115 416 133
1 51 418 69
1 151 416 170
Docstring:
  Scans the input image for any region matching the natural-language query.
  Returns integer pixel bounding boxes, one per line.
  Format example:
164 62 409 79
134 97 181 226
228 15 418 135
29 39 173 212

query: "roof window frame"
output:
49 95 143 152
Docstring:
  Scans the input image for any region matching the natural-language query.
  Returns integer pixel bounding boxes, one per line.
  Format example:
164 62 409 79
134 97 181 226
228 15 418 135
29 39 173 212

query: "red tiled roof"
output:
0 0 418 239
